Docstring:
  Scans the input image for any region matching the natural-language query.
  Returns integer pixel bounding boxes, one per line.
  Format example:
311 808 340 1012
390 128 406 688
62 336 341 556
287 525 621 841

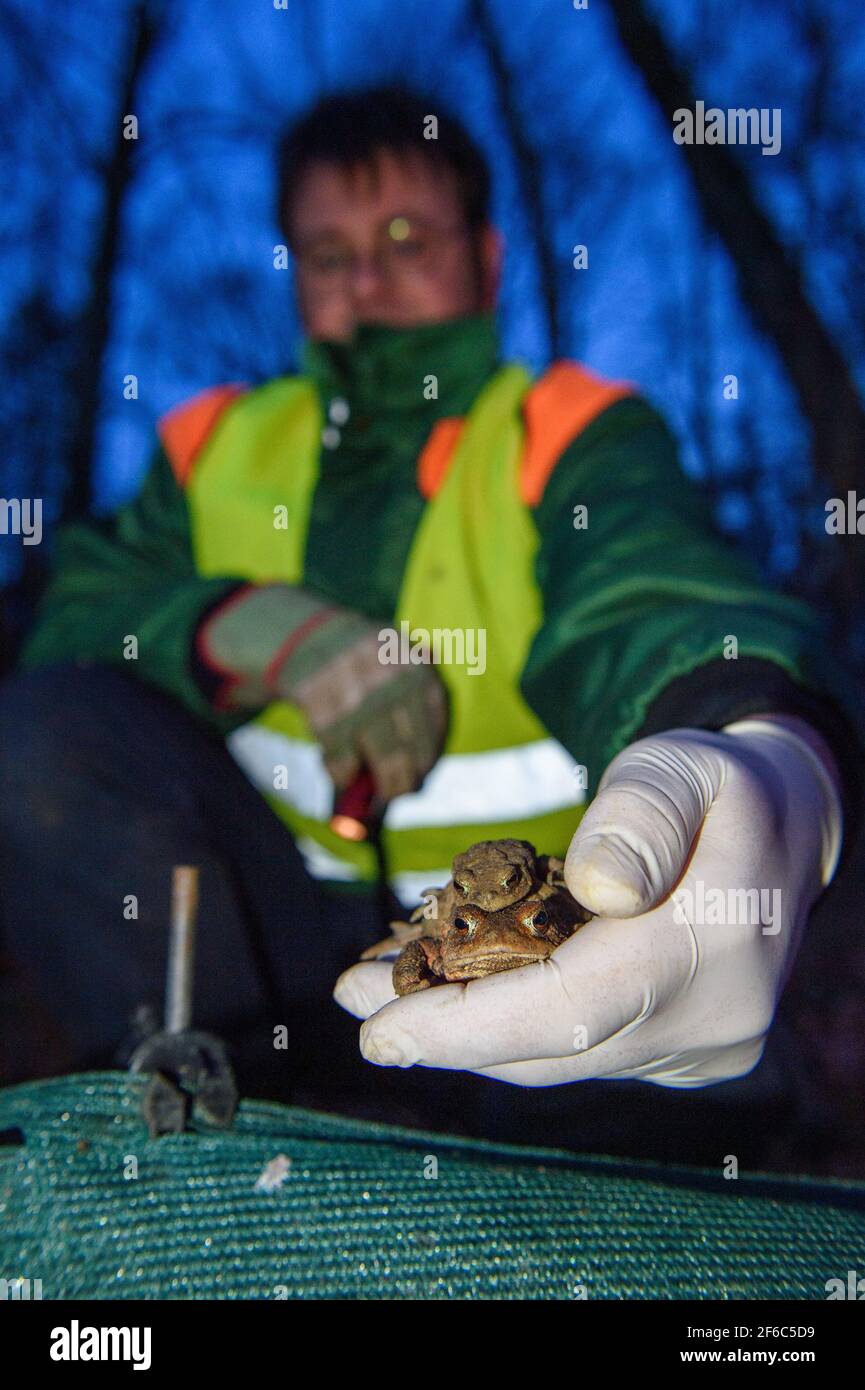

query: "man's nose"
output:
348 253 389 301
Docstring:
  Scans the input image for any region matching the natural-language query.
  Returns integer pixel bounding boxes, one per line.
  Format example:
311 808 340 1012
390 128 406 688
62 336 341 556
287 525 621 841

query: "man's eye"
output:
308 248 349 273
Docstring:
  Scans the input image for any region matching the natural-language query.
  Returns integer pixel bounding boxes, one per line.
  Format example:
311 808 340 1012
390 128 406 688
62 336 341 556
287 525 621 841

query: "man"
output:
2 86 860 1146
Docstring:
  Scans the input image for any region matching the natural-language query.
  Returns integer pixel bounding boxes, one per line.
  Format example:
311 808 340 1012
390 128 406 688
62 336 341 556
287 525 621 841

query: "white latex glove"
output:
333 715 843 1088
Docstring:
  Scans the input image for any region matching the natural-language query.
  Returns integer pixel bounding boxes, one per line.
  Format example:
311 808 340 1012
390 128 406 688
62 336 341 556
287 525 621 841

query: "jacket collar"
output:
300 310 501 426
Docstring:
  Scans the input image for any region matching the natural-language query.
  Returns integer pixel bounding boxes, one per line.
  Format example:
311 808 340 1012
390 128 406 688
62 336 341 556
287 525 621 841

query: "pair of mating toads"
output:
362 838 594 994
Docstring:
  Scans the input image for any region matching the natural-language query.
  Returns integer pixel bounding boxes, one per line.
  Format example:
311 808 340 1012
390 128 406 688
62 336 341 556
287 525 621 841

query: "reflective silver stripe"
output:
389 868 452 910
296 841 449 900
384 740 585 828
227 726 585 826
294 835 364 882
227 725 333 819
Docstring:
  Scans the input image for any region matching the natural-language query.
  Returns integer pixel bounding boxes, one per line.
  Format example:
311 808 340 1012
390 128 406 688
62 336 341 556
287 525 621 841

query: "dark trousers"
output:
0 665 414 1105
0 663 809 1165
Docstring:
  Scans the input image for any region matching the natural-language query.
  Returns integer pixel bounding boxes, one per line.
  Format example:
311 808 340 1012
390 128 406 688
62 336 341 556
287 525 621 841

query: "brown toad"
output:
361 838 593 994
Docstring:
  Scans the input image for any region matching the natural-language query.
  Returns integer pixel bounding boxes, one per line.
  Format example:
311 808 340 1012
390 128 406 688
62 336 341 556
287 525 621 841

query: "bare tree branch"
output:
607 0 865 625
63 0 166 519
465 0 560 356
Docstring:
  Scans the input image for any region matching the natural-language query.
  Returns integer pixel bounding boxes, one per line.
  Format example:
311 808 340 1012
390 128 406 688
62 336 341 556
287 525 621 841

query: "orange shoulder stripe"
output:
157 383 247 487
416 416 466 499
520 362 635 506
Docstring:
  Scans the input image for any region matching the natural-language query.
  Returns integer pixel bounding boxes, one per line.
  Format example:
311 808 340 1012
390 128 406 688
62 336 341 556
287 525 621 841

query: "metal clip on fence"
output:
128 866 238 1139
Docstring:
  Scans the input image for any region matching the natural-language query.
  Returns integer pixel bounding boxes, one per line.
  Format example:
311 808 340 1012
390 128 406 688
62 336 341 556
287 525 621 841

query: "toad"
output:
361 838 593 994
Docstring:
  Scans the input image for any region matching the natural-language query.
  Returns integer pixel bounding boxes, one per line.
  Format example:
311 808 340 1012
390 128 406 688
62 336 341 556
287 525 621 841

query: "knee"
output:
0 662 225 841
0 665 129 832
0 662 108 754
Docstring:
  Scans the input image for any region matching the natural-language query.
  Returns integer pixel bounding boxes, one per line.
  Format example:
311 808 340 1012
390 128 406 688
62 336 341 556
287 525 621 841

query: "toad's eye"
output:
453 917 470 932
531 909 549 927
454 881 469 895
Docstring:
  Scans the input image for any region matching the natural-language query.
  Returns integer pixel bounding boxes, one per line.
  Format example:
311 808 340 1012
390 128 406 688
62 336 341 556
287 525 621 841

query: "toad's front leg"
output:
392 937 445 995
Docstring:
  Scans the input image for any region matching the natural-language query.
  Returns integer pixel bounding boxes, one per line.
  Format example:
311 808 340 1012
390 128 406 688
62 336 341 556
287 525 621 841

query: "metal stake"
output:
165 865 199 1033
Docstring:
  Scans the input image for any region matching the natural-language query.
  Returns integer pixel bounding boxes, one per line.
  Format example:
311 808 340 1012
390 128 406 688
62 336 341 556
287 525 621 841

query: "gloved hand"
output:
197 582 447 799
333 715 843 1087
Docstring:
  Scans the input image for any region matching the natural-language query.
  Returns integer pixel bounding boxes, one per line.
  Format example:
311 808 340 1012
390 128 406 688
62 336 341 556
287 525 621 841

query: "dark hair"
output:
276 84 491 243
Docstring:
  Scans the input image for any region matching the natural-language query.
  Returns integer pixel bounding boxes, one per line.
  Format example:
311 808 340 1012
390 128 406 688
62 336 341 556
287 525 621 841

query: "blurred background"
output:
1 0 863 1176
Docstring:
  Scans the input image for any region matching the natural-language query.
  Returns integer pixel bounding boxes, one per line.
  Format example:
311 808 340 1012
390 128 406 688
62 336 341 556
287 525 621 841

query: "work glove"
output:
333 715 843 1087
197 582 447 800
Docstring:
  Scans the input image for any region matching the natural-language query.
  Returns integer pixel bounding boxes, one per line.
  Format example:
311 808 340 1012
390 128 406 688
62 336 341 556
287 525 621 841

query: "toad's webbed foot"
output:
361 917 431 960
542 855 566 890
408 884 451 926
392 937 443 995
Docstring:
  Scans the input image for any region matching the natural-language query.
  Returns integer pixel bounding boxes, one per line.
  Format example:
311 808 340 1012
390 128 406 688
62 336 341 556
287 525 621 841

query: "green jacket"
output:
20 311 863 838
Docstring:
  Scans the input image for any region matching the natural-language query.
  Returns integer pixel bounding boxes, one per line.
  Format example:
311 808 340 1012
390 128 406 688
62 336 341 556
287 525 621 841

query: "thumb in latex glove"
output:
334 715 843 1088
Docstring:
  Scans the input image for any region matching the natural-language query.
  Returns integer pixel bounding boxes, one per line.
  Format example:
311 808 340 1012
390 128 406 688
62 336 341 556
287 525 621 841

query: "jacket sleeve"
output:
520 395 864 843
18 442 247 732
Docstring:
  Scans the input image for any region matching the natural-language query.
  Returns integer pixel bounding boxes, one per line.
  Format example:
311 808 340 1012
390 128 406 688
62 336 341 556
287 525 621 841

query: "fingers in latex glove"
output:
334 722 835 1088
334 959 398 1020
335 906 691 1074
469 1036 767 1089
334 898 773 1088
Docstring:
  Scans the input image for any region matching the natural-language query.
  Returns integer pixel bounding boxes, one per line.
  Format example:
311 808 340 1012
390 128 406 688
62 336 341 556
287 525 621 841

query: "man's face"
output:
287 148 502 342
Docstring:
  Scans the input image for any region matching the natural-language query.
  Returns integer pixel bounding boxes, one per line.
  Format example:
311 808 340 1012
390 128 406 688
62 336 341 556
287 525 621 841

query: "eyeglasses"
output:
293 215 469 287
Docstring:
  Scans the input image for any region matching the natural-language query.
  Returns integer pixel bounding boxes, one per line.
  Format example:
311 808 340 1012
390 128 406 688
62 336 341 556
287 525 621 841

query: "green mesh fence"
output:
1 1071 863 1299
